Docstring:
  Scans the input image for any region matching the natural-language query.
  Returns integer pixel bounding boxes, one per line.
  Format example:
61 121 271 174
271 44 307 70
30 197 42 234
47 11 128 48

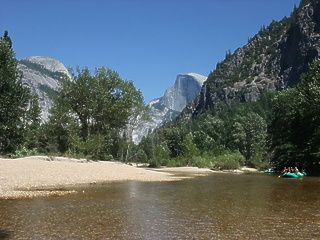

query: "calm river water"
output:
0 173 319 239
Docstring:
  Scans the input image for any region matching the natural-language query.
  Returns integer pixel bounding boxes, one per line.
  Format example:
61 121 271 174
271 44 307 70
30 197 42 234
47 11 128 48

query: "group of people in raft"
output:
281 166 305 174
265 167 306 177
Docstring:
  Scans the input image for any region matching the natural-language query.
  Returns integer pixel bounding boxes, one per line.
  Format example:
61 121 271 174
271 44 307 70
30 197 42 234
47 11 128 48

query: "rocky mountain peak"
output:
132 73 206 143
18 56 70 121
24 56 70 77
163 73 207 112
178 0 320 120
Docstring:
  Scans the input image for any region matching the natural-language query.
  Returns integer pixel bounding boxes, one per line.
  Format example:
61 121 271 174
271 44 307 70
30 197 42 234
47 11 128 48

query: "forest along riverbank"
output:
0 156 216 199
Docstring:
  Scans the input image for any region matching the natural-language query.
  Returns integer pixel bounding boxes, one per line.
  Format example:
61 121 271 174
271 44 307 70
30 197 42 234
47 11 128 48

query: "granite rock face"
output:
132 73 206 144
17 56 206 144
179 0 320 120
163 73 207 112
18 56 70 121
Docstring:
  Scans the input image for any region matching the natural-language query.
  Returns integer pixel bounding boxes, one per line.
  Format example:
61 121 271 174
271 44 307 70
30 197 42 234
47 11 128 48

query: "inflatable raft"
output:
281 172 307 178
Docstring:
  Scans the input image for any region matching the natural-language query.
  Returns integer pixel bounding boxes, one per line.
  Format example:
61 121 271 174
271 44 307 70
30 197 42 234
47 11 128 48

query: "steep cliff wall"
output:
163 73 207 112
132 73 206 143
179 0 320 120
18 56 70 121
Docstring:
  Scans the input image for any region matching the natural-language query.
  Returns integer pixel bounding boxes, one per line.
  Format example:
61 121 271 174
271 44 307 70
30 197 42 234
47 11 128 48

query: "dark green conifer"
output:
0 31 40 154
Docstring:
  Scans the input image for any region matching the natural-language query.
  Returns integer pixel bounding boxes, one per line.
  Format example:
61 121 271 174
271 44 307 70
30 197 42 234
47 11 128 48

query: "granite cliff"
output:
132 73 206 143
18 56 70 121
17 56 206 144
178 0 320 121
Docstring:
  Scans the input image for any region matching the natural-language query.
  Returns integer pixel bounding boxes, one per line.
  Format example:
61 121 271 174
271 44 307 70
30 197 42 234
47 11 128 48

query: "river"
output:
0 172 319 239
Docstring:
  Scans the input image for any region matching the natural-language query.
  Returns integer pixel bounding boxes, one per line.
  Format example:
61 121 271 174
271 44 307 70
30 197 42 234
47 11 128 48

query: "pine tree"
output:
0 31 40 154
2 30 12 49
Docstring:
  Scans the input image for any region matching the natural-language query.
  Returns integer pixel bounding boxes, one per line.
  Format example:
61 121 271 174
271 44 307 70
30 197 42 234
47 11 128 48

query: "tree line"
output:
1 31 319 173
136 61 320 174
0 31 147 160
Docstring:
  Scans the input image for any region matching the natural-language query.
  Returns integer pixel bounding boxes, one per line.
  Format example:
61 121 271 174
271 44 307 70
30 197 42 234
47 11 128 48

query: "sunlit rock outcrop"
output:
18 56 70 121
132 73 206 144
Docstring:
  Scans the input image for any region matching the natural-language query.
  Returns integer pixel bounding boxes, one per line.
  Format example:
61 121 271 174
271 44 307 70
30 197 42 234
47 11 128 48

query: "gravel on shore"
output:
0 156 211 199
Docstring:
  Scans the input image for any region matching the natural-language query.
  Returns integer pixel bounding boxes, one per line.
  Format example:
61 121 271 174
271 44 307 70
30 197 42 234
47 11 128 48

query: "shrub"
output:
69 134 108 160
192 155 213 168
211 153 245 170
256 161 271 171
11 147 39 158
148 145 170 167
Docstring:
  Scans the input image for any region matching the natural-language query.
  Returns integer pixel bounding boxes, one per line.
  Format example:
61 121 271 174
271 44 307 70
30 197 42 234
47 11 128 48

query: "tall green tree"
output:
182 133 199 158
271 60 320 172
0 31 40 154
162 127 184 158
2 30 12 49
270 89 298 167
24 95 42 150
48 66 146 159
138 135 154 160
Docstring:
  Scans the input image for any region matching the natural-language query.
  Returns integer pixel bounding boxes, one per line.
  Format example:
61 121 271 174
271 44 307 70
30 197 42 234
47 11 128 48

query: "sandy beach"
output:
0 156 213 199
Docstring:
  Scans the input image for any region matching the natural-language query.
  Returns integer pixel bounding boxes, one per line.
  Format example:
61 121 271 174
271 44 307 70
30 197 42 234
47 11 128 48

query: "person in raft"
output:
282 167 288 174
282 166 304 174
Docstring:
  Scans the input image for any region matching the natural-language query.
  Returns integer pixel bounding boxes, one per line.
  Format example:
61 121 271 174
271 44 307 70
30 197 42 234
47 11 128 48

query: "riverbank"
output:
0 156 214 199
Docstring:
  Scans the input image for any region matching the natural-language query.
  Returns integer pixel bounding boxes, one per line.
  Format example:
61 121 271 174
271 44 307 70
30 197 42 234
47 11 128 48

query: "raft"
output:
281 172 307 178
264 170 275 173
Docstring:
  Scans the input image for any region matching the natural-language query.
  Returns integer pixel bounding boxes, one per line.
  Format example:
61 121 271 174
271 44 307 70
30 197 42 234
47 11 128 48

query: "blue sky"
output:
1 0 300 103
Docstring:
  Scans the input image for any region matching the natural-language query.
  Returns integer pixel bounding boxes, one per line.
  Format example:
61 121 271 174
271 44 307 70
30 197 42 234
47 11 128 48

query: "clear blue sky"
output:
1 0 300 103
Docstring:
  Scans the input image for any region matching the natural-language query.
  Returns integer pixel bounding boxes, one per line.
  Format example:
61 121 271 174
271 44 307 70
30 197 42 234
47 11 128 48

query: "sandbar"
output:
0 156 212 199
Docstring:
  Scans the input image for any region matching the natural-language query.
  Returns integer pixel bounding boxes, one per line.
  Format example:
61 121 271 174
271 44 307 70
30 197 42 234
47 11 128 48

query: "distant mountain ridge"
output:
163 73 207 112
177 0 320 121
17 56 206 143
18 56 70 121
132 73 206 143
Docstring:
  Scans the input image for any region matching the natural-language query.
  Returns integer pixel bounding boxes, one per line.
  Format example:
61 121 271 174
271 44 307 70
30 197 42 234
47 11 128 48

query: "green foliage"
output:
270 60 320 172
138 136 154 160
38 84 59 99
3 0 317 175
2 30 12 48
136 149 148 163
211 152 245 170
190 155 213 168
182 133 200 159
138 90 274 169
69 133 108 160
162 127 184 158
0 31 41 154
23 95 42 150
225 49 232 59
193 130 214 152
299 0 314 8
250 142 269 169
46 66 146 159
148 144 170 167
11 147 39 158
136 2 319 172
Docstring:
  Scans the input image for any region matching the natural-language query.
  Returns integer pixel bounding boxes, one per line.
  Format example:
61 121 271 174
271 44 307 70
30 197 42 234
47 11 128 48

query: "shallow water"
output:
1 173 319 239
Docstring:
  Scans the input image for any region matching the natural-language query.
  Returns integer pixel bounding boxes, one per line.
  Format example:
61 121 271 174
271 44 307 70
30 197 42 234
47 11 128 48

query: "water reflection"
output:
0 173 319 239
